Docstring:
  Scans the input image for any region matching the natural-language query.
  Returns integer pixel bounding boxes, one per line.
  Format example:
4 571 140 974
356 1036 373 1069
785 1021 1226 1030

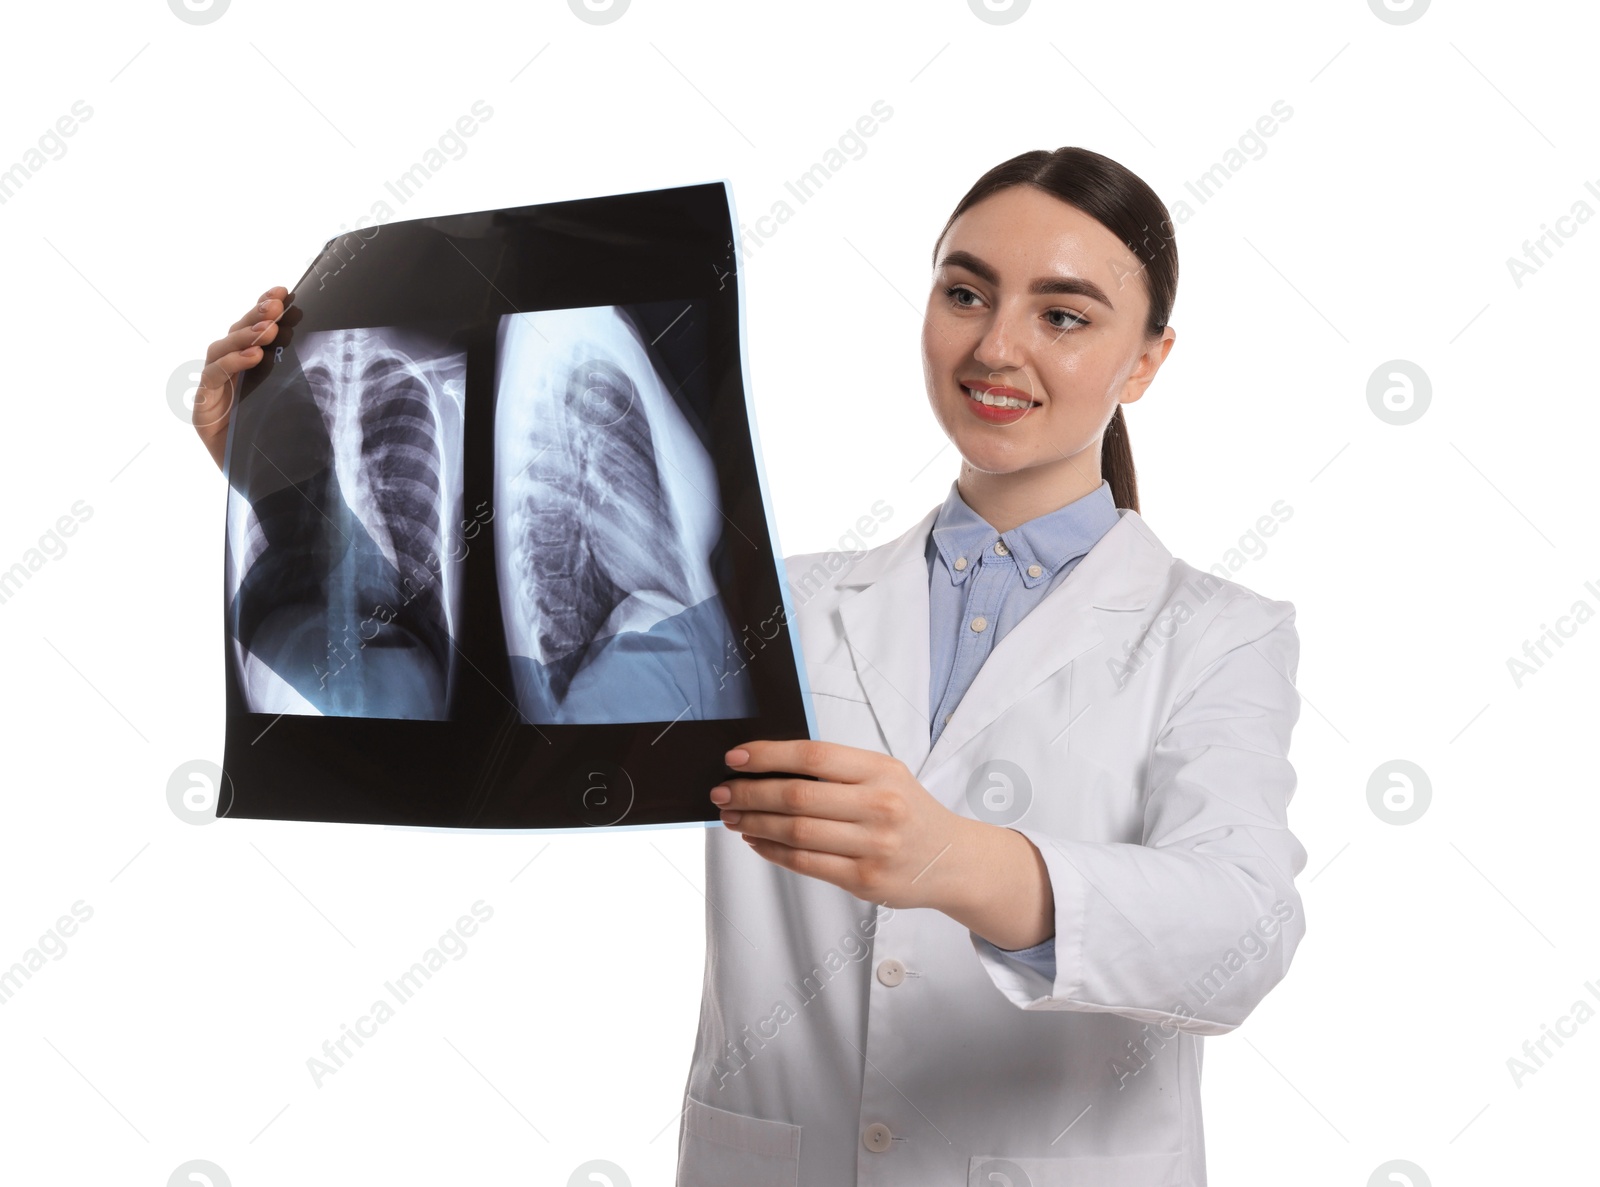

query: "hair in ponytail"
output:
932 147 1179 514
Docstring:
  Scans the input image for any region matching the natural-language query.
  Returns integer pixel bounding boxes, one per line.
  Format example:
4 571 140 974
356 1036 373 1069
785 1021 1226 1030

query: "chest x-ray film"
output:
219 182 814 830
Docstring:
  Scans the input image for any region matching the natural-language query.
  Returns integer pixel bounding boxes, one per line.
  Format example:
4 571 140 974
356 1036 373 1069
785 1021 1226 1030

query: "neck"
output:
957 454 1104 534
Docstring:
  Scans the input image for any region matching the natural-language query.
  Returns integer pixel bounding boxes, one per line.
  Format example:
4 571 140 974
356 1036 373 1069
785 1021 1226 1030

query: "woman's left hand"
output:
710 739 978 911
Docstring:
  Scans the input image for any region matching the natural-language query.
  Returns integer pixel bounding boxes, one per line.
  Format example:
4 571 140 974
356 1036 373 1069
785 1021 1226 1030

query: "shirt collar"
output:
928 478 1120 589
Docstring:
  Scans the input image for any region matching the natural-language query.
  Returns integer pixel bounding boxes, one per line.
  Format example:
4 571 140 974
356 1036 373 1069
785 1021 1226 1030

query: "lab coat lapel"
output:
837 506 939 775
837 504 1174 786
922 507 1174 782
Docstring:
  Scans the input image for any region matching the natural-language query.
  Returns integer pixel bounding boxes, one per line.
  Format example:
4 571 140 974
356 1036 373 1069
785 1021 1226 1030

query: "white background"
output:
0 1 1595 1183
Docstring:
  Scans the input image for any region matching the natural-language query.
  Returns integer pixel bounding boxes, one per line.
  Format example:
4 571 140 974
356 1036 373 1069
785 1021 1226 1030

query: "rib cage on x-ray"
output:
303 340 451 671
227 327 465 719
513 355 690 683
494 305 757 725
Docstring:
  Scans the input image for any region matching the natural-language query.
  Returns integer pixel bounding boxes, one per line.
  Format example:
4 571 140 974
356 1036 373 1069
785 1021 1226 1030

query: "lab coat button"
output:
970 615 987 632
876 958 906 987
862 1122 893 1152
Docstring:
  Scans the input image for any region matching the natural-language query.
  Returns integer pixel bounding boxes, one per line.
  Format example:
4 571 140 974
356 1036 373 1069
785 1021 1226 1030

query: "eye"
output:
1046 308 1089 332
944 284 1089 334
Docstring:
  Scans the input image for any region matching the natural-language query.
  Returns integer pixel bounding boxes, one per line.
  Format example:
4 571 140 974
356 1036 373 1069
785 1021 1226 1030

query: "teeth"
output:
965 386 1034 410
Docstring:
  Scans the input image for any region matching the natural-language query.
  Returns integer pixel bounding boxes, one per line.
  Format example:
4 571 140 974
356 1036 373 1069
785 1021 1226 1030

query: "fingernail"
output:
720 810 741 825
725 749 749 767
252 320 269 331
709 785 730 804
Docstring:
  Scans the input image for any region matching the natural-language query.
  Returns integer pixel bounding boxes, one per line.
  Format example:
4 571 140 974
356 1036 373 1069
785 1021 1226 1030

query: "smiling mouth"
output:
962 384 1039 410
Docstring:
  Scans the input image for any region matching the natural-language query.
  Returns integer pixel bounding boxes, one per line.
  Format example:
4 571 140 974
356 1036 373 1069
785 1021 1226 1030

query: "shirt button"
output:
970 615 987 633
862 1122 893 1152
953 556 967 571
876 958 906 987
1027 563 1043 578
943 711 952 723
994 539 1009 556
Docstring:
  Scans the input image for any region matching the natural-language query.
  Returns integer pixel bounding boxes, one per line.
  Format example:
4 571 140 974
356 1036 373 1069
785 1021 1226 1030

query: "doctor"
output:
189 147 1305 1187
676 147 1306 1186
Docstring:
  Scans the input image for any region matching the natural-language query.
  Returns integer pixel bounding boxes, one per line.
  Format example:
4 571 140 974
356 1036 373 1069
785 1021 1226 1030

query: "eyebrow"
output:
936 249 1115 310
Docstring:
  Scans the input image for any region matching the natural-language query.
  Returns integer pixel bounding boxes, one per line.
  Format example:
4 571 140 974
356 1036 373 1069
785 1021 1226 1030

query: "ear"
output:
1120 326 1176 406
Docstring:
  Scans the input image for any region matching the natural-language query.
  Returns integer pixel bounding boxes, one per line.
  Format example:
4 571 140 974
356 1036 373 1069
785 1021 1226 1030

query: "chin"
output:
949 433 1035 474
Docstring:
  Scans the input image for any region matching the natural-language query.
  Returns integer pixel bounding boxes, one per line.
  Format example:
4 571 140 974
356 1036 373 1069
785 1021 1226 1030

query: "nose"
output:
970 302 1026 376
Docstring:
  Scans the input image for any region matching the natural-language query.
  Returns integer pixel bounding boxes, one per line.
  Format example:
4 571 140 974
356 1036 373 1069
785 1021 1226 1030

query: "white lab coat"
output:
675 501 1307 1187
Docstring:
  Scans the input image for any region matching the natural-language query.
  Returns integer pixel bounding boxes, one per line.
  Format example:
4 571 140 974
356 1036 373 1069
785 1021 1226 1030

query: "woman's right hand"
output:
193 285 290 471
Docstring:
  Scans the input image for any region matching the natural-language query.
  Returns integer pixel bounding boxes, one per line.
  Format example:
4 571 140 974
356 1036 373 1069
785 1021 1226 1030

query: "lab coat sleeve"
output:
969 592 1306 1035
981 934 1058 982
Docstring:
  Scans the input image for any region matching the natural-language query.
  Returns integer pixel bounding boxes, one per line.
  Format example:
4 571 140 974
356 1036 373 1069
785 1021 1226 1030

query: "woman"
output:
194 147 1305 1187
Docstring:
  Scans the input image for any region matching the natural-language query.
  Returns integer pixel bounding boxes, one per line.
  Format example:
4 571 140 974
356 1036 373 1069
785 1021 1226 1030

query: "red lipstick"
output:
960 380 1039 425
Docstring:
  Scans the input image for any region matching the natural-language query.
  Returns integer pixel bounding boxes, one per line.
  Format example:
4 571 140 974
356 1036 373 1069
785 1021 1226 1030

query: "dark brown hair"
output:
932 147 1179 514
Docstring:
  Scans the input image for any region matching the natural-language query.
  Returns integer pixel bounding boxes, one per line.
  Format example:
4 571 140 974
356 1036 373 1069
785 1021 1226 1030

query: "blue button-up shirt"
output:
923 477 1121 981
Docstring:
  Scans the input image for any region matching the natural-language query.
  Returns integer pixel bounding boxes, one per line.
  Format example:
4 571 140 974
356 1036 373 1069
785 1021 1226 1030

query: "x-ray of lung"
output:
218 181 815 831
494 306 757 725
224 327 466 719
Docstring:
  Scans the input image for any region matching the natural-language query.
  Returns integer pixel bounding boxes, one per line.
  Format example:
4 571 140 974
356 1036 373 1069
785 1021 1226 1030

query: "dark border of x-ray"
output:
217 180 819 833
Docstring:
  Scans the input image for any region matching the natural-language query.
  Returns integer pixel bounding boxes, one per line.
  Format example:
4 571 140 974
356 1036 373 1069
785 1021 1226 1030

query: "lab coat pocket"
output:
805 660 870 702
804 661 880 750
678 1092 801 1187
967 1150 1184 1187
